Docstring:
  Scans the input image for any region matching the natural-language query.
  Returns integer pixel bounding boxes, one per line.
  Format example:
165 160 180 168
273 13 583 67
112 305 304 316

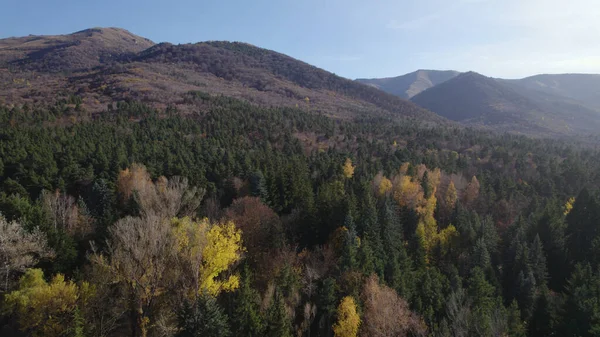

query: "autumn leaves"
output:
91 163 244 337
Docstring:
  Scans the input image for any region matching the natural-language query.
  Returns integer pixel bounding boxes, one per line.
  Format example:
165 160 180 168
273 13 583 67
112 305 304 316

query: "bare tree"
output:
117 164 205 218
41 190 94 238
0 215 53 292
360 275 427 337
92 214 176 337
147 176 204 218
41 189 78 232
445 288 470 337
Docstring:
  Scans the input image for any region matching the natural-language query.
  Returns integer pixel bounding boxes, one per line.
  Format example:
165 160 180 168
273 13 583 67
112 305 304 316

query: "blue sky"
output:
2 0 599 79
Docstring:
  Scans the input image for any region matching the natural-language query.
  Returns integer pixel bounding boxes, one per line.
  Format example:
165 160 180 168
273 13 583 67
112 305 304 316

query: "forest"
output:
1 93 600 337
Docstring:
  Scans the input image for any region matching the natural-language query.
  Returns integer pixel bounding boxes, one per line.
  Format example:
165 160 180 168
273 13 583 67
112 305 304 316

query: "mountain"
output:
0 28 443 124
356 70 460 99
506 74 600 110
410 71 600 135
0 27 155 72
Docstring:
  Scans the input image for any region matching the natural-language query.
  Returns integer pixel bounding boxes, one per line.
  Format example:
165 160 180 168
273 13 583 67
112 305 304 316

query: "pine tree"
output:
318 278 337 337
422 171 431 199
265 290 293 337
472 238 491 271
249 170 269 203
562 263 600 337
516 270 537 321
357 237 375 276
566 189 600 264
506 300 527 337
341 213 358 272
359 189 384 277
232 266 264 337
528 286 558 337
176 293 231 337
467 267 495 336
379 199 413 297
530 234 548 288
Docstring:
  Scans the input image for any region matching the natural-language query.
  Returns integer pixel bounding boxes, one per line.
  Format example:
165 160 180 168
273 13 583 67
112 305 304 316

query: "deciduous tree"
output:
3 268 92 337
0 216 53 292
332 296 360 337
360 275 426 337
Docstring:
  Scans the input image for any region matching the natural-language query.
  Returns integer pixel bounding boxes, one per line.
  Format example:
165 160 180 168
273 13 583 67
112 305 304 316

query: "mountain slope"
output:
0 30 444 124
507 74 600 110
411 71 600 135
356 70 460 99
0 28 154 72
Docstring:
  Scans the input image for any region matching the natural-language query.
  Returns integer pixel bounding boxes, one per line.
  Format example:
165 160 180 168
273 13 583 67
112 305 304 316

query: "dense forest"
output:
2 93 600 337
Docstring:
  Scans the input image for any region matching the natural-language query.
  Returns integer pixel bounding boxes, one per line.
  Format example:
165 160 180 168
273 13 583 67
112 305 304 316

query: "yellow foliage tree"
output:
171 217 209 297
444 181 458 211
416 195 438 257
394 175 424 209
3 269 92 337
428 168 441 193
378 177 393 197
416 194 459 263
343 158 355 179
171 217 244 297
200 221 244 295
333 296 360 337
437 225 458 256
564 197 575 216
463 176 480 207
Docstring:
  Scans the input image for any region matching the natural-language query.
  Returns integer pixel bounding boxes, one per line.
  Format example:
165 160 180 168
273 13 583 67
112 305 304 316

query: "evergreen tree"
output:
467 267 496 336
264 290 293 337
507 300 527 337
528 286 559 337
358 189 384 276
536 202 568 290
249 170 269 203
422 171 431 199
176 293 231 337
231 266 264 337
562 263 600 337
530 234 548 288
317 278 337 337
357 237 375 276
341 213 358 272
566 189 600 265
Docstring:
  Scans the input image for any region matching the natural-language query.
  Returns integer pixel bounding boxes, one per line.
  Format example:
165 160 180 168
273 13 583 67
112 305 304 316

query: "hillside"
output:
0 27 154 72
5 27 600 337
356 69 459 99
0 29 444 124
410 72 546 132
507 74 600 110
410 71 600 135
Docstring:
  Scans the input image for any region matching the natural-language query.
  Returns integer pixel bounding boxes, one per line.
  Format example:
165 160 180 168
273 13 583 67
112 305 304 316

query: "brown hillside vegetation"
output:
0 28 444 124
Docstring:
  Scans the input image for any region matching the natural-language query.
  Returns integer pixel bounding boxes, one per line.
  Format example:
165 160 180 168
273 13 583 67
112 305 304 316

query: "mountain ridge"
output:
356 69 460 99
0 28 444 124
410 71 600 135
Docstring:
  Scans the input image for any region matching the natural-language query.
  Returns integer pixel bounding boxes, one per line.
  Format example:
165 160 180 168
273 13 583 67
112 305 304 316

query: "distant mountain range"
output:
358 70 600 136
356 70 460 99
2 27 600 137
0 28 442 124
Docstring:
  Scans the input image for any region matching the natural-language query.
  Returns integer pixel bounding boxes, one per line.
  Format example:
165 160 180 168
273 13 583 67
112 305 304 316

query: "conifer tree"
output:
231 266 264 337
176 292 231 337
265 290 293 337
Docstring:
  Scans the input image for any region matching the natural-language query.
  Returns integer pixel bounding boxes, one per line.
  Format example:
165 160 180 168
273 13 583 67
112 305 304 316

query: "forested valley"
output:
2 93 600 337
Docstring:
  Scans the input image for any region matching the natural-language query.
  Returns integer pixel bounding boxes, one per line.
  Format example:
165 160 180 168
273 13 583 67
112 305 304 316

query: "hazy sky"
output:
2 0 599 79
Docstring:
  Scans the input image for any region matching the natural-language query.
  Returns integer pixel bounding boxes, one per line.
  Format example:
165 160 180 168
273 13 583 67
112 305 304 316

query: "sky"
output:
2 0 600 79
